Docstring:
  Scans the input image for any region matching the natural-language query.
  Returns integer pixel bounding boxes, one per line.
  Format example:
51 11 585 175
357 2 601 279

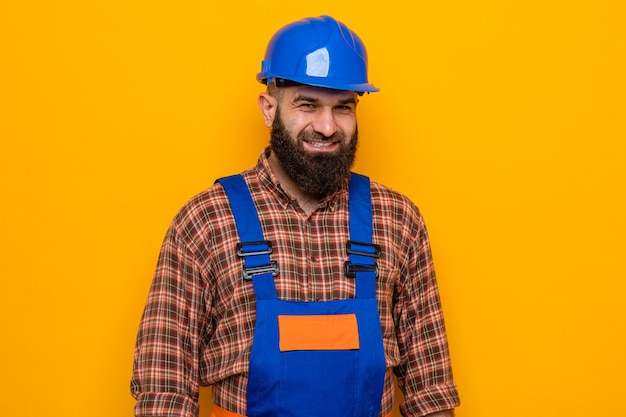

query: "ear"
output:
258 92 278 127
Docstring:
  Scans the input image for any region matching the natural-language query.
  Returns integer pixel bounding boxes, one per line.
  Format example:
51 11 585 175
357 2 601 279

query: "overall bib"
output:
217 173 386 417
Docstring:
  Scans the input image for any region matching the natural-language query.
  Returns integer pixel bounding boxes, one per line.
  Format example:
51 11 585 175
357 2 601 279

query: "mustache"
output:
298 130 344 143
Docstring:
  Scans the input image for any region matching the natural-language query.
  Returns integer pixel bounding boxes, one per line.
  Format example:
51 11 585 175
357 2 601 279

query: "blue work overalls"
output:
217 173 386 417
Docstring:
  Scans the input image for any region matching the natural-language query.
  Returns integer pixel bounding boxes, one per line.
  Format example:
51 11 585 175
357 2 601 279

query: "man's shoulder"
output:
169 178 234 227
369 179 420 212
181 167 257 210
365 179 430 246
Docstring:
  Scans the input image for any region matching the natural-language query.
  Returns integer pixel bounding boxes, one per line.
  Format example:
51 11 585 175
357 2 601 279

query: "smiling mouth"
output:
306 141 337 148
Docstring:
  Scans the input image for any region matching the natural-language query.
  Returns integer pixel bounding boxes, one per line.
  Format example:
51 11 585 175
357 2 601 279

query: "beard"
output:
270 112 358 199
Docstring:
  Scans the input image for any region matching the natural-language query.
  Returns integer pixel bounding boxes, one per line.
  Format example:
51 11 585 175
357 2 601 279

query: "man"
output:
131 15 460 417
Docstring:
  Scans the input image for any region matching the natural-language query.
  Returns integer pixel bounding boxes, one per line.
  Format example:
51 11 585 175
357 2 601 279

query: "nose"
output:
311 108 337 138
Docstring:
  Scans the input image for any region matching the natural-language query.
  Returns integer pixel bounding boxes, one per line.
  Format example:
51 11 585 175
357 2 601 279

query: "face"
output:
267 86 359 198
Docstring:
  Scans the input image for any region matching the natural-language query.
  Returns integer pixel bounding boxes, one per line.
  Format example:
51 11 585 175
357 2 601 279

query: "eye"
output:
297 102 316 110
334 105 355 113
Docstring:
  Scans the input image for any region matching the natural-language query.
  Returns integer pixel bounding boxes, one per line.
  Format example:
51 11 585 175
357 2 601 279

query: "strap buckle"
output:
344 240 381 278
236 240 273 257
242 261 279 280
236 240 279 280
346 240 381 258
344 261 379 278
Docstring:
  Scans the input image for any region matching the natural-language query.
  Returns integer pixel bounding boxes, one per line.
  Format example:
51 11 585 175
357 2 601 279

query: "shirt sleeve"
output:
131 219 211 417
393 212 460 416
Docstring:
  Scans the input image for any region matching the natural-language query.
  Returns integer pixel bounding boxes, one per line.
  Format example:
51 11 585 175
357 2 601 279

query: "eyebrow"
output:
292 94 358 105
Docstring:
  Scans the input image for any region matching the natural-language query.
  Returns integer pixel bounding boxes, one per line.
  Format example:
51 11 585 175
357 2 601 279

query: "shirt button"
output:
310 256 317 262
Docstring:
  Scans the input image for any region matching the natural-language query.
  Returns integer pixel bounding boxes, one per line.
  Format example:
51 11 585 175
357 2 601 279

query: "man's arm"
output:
393 207 460 416
426 411 455 417
131 222 211 417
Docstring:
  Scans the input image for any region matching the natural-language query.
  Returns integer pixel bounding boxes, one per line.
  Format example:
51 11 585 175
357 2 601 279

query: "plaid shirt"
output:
131 149 459 417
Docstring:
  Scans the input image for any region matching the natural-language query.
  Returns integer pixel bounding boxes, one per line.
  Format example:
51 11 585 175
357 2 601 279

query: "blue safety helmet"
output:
257 16 379 93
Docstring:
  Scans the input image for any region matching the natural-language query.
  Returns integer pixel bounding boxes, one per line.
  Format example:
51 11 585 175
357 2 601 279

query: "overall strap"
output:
217 175 278 300
347 173 380 300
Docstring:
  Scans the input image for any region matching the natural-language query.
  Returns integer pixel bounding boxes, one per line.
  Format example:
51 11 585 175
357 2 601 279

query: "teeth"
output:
309 142 333 148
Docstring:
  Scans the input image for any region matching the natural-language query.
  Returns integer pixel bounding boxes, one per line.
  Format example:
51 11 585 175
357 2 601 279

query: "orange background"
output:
1 1 625 416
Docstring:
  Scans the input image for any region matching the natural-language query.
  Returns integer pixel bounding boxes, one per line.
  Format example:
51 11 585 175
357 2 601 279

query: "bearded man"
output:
131 15 460 417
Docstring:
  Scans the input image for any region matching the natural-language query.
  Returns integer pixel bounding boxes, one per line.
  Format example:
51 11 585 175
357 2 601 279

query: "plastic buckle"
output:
344 261 379 278
242 261 279 280
236 240 279 280
346 240 381 258
344 240 380 279
236 240 273 257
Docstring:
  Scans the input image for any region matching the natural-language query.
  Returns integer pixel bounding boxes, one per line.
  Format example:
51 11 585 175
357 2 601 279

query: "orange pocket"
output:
278 314 360 351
